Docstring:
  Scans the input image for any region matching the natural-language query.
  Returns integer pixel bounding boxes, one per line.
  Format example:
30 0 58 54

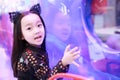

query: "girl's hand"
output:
61 44 80 66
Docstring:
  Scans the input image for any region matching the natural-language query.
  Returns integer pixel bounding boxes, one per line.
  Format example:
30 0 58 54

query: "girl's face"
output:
21 13 45 47
52 12 71 42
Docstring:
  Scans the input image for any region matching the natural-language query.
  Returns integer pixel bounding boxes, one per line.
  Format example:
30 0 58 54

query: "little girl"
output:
9 3 80 80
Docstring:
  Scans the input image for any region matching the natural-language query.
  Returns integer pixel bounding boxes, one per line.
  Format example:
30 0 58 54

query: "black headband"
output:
9 3 41 24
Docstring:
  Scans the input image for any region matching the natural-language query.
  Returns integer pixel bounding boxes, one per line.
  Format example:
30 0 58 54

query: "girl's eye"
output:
27 27 31 30
38 24 42 27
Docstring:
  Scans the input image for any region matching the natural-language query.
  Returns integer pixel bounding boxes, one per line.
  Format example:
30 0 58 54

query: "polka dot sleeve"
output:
26 51 49 79
51 60 69 76
25 50 69 79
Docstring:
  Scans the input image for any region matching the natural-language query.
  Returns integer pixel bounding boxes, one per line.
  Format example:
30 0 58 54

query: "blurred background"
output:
0 0 120 80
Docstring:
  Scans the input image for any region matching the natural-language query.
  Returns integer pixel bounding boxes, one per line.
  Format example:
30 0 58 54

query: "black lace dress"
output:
17 45 69 80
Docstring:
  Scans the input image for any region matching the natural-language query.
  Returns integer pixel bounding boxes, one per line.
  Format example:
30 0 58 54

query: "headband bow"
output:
9 3 41 23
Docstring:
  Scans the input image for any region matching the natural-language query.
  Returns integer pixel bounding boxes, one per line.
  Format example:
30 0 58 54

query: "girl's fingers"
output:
73 54 80 59
65 44 81 54
72 49 81 56
69 47 79 54
64 44 71 52
72 61 80 67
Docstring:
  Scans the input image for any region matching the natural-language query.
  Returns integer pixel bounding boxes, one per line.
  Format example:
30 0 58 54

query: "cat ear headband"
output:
9 3 41 24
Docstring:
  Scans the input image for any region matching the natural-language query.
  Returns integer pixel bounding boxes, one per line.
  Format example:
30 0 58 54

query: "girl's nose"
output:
34 27 40 34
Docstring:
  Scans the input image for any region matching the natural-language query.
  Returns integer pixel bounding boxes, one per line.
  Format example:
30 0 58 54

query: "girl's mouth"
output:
34 36 42 40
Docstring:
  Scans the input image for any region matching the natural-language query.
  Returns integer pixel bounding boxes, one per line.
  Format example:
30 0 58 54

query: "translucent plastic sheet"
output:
0 0 120 80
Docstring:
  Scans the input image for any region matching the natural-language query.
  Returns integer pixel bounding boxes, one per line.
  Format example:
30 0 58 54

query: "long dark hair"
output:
11 11 46 77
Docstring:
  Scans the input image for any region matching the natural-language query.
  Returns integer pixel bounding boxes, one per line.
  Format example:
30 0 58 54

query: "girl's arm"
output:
25 45 80 79
50 45 80 76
